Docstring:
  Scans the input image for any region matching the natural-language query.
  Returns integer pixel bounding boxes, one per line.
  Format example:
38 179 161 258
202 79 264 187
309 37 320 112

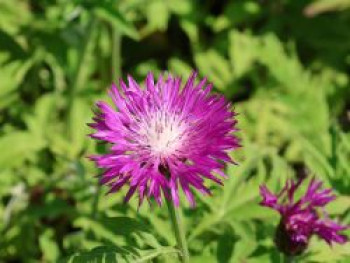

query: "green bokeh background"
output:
0 0 349 262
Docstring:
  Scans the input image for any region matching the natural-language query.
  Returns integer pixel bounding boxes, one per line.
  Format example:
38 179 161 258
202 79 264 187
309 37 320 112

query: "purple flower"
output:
89 71 240 207
260 177 348 256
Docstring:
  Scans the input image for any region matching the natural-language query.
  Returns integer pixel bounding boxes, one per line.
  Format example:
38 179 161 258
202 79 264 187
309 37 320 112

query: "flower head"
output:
260 177 348 256
89 71 240 207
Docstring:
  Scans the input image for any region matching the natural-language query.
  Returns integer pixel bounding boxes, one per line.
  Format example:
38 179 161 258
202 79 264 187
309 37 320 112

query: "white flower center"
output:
141 111 186 157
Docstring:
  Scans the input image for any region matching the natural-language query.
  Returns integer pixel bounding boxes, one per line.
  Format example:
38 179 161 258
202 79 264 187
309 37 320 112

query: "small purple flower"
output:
89 71 240 207
260 177 348 256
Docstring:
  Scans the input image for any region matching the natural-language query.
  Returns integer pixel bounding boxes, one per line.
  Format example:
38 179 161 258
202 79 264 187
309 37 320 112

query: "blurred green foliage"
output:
0 0 349 262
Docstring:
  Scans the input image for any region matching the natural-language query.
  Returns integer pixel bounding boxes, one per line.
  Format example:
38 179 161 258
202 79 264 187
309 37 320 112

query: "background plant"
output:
0 0 349 262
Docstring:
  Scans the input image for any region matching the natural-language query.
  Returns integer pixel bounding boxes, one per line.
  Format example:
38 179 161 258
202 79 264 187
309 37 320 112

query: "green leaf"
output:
230 238 257 263
94 6 139 40
304 0 350 17
326 196 350 215
229 30 257 78
194 49 232 90
28 198 75 220
216 230 234 263
60 246 178 263
257 34 307 93
25 94 55 141
0 131 45 168
180 20 199 44
69 98 91 158
168 0 192 15
307 238 350 262
74 216 150 246
39 229 60 262
136 247 179 262
0 29 27 61
146 0 169 31
168 58 193 78
0 53 36 100
60 246 138 263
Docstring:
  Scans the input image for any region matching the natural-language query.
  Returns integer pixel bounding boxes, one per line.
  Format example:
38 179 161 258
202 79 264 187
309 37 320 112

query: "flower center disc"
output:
142 111 187 157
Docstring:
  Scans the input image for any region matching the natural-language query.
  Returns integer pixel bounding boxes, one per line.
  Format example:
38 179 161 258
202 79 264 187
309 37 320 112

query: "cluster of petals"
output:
89 71 240 207
260 177 348 255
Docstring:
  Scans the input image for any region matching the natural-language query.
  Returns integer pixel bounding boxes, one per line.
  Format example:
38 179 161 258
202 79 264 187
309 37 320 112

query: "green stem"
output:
91 182 102 219
165 198 190 263
111 27 121 82
85 182 101 240
68 17 98 113
330 124 337 172
284 255 295 263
